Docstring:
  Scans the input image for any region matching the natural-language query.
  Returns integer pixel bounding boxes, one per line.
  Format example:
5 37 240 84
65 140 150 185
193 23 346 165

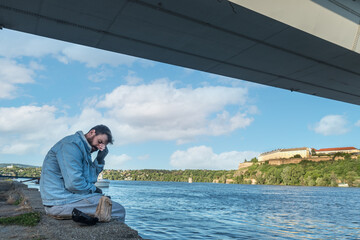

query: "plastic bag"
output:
94 196 112 222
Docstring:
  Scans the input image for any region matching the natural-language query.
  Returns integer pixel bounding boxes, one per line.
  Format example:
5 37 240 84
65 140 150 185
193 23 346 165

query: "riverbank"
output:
103 180 360 239
0 181 143 240
99 158 360 187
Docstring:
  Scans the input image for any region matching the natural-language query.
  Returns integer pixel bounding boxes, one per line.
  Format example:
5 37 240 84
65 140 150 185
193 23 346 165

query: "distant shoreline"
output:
1 157 359 188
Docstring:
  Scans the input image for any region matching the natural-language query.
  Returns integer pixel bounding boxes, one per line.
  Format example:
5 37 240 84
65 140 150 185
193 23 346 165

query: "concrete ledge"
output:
0 181 143 240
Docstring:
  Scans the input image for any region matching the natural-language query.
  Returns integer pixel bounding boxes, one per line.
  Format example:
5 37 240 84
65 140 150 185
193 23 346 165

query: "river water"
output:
99 181 360 240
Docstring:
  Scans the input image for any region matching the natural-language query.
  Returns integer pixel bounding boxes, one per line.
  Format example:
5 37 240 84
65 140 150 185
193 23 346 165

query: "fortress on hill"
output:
239 147 360 169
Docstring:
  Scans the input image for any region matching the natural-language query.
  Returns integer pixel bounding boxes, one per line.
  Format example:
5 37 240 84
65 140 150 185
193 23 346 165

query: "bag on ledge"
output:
94 196 112 222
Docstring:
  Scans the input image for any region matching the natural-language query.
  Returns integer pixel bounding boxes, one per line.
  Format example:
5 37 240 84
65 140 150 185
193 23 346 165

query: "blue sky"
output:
1 29 360 170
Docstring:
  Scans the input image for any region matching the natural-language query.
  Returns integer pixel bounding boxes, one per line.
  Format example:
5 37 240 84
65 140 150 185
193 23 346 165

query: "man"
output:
40 125 125 222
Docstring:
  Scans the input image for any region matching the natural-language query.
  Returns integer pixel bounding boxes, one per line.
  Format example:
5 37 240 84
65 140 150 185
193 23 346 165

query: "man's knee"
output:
112 201 126 222
44 197 126 222
44 205 73 219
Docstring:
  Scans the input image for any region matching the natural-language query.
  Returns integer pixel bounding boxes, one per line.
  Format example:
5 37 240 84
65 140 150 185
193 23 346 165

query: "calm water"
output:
25 180 359 239
98 181 360 240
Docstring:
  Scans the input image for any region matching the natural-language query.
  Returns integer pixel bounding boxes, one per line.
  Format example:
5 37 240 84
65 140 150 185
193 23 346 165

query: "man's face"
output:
86 130 108 153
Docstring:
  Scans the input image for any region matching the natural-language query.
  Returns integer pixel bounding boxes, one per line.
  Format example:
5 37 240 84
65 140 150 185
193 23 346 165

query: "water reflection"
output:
109 182 360 239
26 180 360 239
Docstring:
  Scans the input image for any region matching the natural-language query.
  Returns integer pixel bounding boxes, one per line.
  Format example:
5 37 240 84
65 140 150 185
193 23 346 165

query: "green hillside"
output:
239 157 360 187
0 165 41 178
103 156 360 187
0 163 40 168
1 156 359 187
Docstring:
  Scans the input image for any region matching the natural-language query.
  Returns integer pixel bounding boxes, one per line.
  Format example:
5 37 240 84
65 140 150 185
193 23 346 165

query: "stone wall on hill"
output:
238 156 350 169
238 162 254 169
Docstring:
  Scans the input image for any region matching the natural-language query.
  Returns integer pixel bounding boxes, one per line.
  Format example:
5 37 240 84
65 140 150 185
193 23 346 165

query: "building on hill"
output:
314 147 360 155
238 146 360 169
258 147 311 162
238 162 254 169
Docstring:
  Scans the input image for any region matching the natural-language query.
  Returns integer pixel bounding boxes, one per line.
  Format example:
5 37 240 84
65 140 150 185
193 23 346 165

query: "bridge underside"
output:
1 0 360 105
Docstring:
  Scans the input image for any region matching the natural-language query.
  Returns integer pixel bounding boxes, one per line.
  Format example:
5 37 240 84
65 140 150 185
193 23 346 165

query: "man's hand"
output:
96 146 108 164
94 186 103 194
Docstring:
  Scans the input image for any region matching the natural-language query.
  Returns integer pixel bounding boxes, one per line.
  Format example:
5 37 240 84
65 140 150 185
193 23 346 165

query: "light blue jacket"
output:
40 131 103 206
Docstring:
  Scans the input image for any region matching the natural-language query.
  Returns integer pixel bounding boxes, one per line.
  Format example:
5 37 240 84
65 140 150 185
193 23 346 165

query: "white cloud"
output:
355 120 360 127
105 154 132 169
67 107 104 133
138 58 156 68
0 30 65 58
29 61 45 71
0 29 138 68
0 30 143 100
0 58 35 99
312 115 349 136
137 154 150 161
58 44 137 68
95 80 254 144
208 111 253 136
0 104 105 157
0 80 256 156
0 105 111 157
125 71 143 85
170 146 260 170
0 105 57 133
0 105 71 155
88 69 113 83
205 72 265 88
182 67 195 75
1 143 39 155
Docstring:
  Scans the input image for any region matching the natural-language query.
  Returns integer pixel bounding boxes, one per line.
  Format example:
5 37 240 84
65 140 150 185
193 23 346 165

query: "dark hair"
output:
90 125 114 144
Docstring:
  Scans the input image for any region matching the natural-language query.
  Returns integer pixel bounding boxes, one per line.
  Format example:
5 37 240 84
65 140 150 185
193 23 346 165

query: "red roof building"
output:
315 147 359 154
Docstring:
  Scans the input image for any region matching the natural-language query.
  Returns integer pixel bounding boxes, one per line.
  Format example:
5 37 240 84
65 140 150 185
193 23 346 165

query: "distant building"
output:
258 147 311 162
240 146 360 168
315 147 360 155
188 177 193 183
226 179 234 184
238 162 254 169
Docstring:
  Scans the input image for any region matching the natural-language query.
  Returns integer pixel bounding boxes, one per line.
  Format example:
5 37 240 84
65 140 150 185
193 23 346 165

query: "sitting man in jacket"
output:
40 124 125 222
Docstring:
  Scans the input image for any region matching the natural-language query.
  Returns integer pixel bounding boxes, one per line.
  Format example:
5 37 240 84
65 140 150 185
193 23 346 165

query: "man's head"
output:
85 125 113 153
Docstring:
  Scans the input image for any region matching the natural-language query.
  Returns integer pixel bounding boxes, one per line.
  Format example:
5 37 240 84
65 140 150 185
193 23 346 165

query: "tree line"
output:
238 156 360 187
0 166 41 178
102 155 360 187
100 156 360 187
102 169 236 183
1 154 359 187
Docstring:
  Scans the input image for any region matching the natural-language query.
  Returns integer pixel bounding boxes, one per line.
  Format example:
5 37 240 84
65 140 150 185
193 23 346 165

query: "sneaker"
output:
72 208 98 226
